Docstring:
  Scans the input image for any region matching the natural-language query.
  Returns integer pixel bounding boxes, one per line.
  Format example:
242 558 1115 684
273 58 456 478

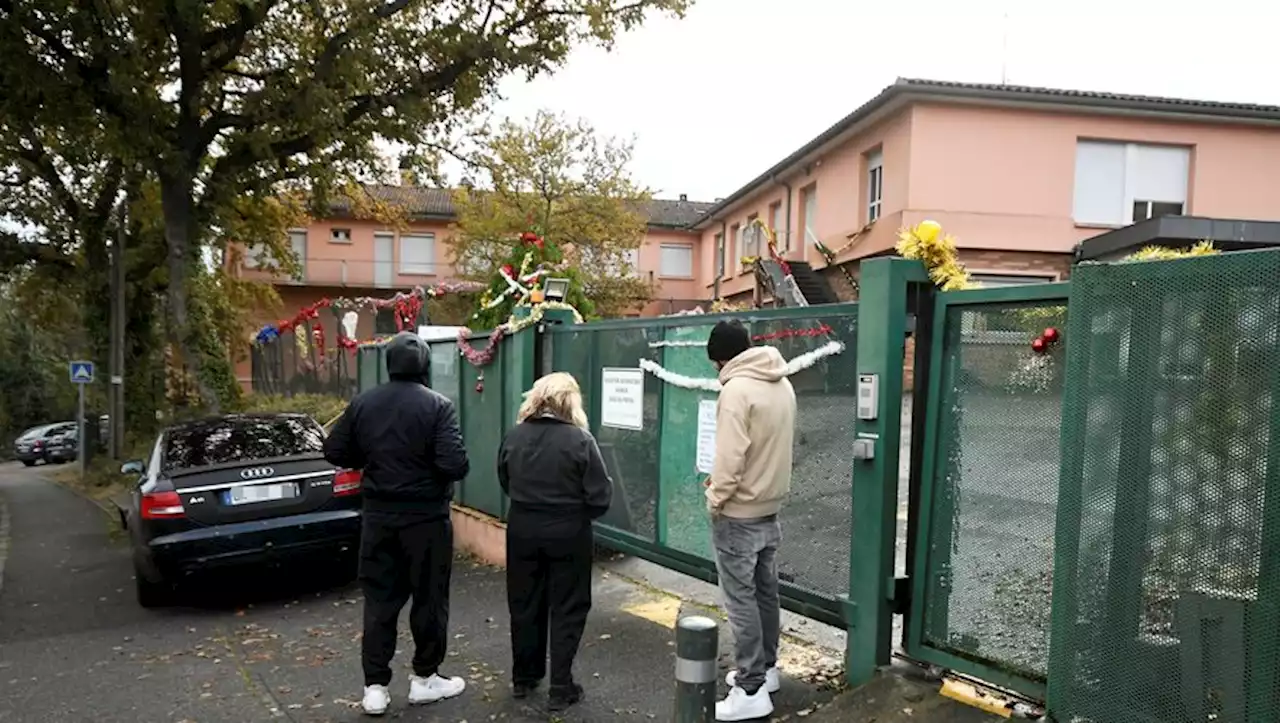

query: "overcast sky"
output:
481 0 1273 203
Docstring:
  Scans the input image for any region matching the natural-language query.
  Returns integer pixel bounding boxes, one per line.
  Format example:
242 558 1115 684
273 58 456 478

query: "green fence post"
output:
846 257 928 687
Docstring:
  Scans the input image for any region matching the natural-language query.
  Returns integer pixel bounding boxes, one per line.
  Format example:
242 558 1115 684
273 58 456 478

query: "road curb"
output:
41 472 126 527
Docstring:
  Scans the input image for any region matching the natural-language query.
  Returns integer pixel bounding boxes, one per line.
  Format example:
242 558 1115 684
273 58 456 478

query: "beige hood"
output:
718 346 789 385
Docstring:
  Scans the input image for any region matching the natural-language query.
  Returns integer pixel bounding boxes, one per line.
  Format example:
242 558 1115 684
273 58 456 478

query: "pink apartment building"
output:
236 78 1280 390
694 78 1280 304
232 187 712 390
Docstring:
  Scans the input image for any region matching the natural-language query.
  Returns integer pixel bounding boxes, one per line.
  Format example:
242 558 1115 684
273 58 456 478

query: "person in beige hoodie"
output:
704 319 796 722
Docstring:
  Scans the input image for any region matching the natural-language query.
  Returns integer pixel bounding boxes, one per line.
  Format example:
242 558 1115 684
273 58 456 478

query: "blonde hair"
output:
517 372 589 429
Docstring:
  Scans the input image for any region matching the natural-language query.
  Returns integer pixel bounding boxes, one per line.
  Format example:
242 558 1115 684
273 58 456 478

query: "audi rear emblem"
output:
240 467 275 480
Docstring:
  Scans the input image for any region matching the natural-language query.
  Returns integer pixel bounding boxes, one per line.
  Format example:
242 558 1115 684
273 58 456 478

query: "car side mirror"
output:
120 460 145 476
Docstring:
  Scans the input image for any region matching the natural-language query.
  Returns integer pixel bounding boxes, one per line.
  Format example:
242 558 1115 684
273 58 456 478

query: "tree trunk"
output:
160 172 220 414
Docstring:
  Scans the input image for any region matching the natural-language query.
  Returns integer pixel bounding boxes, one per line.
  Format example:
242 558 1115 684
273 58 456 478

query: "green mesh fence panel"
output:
1049 251 1280 723
921 299 1067 683
457 331 507 518
752 313 859 599
657 322 718 557
547 307 859 605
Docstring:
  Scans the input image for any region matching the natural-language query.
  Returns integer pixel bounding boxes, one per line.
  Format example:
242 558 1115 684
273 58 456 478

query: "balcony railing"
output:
241 258 440 289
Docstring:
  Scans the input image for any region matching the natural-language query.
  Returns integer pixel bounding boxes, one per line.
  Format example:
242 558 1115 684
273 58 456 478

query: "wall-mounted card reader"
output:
857 374 879 421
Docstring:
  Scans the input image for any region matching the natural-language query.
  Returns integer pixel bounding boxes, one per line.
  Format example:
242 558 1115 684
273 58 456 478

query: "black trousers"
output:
359 512 453 686
506 521 594 688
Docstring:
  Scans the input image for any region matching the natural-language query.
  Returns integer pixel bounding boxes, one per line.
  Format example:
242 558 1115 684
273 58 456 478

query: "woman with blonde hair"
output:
498 372 612 711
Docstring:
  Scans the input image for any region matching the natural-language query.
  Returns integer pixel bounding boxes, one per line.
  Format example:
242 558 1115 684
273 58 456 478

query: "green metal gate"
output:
906 282 1071 698
1047 252 1280 722
544 305 861 627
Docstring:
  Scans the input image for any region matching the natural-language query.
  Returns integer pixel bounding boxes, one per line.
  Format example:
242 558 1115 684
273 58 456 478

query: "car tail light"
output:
333 469 362 497
141 490 185 519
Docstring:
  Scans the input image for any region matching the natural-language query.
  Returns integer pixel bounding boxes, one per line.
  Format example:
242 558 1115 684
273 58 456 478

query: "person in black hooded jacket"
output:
323 331 470 716
498 371 612 712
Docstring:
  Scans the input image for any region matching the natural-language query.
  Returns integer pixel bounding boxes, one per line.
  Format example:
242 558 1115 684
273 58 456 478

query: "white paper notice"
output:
696 399 717 474
600 368 645 430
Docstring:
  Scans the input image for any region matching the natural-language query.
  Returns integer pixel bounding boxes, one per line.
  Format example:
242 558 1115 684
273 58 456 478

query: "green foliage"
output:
450 111 656 325
463 222 597 331
0 0 691 410
0 284 79 452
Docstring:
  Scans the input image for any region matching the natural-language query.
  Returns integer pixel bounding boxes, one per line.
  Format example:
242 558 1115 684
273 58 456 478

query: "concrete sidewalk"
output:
151 551 843 722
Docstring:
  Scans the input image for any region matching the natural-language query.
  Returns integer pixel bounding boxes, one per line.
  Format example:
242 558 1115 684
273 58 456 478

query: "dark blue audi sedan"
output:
119 413 362 607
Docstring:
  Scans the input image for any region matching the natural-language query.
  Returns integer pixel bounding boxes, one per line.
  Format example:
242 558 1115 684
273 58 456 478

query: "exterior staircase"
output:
754 258 838 307
788 261 838 305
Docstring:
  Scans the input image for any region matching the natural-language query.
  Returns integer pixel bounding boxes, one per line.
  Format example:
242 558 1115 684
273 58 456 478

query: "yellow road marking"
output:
621 596 682 629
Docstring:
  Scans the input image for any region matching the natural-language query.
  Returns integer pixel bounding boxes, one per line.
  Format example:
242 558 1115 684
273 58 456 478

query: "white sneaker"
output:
725 666 781 694
715 685 774 721
361 684 390 716
408 673 466 705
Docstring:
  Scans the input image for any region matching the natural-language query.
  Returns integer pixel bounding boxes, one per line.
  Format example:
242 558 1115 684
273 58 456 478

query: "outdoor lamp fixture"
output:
543 277 571 302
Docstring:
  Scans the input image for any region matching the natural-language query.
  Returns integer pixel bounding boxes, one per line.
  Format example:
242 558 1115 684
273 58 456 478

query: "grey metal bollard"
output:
674 615 718 723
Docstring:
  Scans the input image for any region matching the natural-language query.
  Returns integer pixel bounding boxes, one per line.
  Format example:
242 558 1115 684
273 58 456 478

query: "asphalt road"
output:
0 463 836 723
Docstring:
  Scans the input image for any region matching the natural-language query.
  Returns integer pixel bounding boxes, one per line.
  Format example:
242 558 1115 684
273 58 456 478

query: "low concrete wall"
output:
451 504 507 567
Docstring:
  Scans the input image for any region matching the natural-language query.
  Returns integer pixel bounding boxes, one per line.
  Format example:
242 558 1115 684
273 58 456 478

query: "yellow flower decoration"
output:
1123 239 1218 262
896 220 975 291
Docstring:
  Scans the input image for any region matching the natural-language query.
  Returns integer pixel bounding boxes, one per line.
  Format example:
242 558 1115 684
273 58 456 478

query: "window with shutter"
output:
1073 140 1189 226
399 233 436 275
659 245 693 278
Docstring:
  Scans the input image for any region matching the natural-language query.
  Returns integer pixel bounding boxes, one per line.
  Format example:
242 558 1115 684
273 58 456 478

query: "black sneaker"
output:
548 683 584 711
513 681 539 699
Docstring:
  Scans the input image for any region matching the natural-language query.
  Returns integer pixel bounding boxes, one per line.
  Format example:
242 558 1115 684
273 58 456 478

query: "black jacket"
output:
324 332 470 518
498 416 613 534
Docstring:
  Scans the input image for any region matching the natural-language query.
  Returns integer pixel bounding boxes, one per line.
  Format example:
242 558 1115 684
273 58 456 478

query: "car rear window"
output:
18 422 58 440
17 426 51 441
162 416 323 471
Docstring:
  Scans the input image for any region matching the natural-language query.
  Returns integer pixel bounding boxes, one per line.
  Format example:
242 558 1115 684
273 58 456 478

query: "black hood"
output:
385 331 429 382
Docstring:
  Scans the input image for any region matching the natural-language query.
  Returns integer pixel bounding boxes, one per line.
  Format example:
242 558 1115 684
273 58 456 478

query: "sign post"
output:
69 361 95 477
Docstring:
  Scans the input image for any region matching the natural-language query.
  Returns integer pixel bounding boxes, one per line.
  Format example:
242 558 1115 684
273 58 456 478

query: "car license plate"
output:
224 483 299 506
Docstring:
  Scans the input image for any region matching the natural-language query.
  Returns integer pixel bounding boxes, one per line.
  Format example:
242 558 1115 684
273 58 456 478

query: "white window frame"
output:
241 244 265 269
715 232 725 277
769 202 786 251
1072 140 1190 227
330 228 352 244
745 214 759 257
730 224 742 266
621 248 640 276
658 244 694 279
398 232 436 275
801 185 818 246
1131 200 1185 223
970 271 1058 287
866 148 883 223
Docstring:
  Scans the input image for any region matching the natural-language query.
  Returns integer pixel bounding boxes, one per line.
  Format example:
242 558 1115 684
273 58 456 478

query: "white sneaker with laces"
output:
408 673 466 705
725 666 781 694
362 684 390 716
715 685 774 721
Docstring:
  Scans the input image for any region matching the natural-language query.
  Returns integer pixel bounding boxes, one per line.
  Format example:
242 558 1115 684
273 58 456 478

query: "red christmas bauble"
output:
474 382 484 393
1031 337 1047 353
1043 327 1060 343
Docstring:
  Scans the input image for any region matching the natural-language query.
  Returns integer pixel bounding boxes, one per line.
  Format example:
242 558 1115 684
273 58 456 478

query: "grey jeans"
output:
711 514 781 695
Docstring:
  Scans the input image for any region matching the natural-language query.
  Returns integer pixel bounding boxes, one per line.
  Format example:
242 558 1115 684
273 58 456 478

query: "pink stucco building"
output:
693 78 1280 303
235 78 1280 389
231 187 711 390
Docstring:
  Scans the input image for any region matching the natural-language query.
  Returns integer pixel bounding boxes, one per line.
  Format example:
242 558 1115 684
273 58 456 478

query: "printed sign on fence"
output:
696 399 717 474
600 367 645 430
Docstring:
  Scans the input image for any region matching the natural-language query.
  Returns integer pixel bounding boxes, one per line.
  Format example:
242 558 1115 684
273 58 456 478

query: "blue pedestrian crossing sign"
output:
69 361 95 384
